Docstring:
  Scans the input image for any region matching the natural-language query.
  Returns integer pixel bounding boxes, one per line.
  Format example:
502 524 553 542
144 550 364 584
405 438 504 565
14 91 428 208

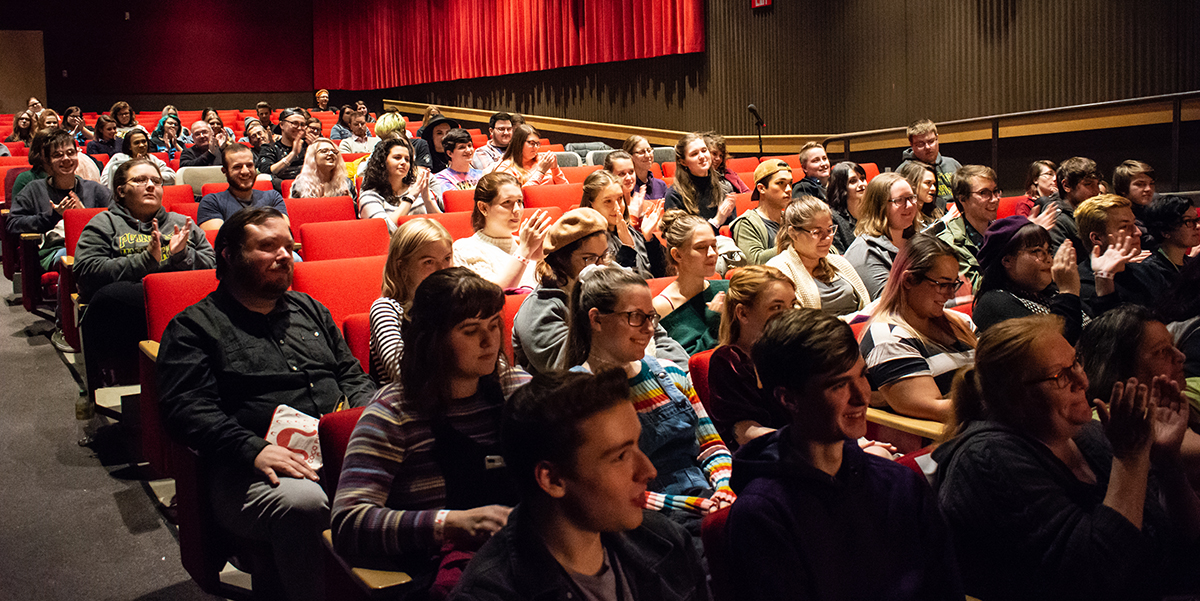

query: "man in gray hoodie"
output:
898 119 962 207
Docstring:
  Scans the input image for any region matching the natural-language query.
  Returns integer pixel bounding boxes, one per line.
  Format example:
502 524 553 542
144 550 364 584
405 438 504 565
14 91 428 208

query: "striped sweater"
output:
330 364 530 557
613 358 736 515
368 296 404 385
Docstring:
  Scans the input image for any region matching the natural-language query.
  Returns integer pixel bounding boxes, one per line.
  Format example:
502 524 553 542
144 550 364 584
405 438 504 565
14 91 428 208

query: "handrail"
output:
822 90 1200 192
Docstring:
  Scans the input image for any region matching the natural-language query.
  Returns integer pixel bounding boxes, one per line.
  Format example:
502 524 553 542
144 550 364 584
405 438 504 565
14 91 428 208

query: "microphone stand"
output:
754 117 765 158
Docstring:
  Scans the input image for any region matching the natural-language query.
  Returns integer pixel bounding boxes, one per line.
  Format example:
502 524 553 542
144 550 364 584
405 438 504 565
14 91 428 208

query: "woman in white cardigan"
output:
766 196 869 316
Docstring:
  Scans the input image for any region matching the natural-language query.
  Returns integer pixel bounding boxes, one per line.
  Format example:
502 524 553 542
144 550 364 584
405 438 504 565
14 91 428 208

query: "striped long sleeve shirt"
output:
330 364 530 557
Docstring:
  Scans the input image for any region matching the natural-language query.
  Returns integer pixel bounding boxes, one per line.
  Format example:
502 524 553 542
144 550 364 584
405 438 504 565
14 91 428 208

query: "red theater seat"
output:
144 270 220 343
163 185 194 209
443 189 476 213
997 195 1026 219
761 154 802 170
170 202 200 223
299 219 390 261
341 313 372 377
292 255 387 327
861 162 881 182
396 212 476 240
501 291 529 361
725 156 758 174
688 349 715 414
561 165 603 183
284 196 357 238
662 162 676 178
523 183 583 212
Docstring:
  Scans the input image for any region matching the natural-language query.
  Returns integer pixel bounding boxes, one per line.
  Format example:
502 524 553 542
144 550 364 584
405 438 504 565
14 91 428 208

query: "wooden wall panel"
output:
384 0 1200 137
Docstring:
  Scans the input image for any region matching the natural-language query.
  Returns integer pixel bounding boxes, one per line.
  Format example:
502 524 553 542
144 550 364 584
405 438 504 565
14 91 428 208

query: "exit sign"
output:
752 0 772 6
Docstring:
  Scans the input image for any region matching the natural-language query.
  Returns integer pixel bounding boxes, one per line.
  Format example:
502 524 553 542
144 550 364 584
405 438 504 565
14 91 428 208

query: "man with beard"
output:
197 143 288 232
471 111 516 171
157 206 376 601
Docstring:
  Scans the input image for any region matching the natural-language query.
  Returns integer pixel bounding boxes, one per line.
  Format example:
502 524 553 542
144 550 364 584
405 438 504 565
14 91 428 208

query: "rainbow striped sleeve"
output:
666 362 735 497
643 491 710 515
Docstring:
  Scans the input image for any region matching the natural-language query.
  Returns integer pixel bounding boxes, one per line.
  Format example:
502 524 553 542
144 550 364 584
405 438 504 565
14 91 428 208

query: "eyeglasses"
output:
921 276 960 295
49 149 78 160
889 194 920 207
602 310 660 328
1020 247 1051 262
284 119 306 127
1025 359 1083 389
632 148 653 156
972 188 1003 201
797 224 838 239
316 148 338 156
128 175 164 187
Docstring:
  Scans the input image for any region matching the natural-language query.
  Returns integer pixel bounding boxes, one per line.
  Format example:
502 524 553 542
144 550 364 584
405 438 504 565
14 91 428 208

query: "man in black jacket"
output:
791 142 830 201
157 206 375 601
179 120 226 167
451 370 708 601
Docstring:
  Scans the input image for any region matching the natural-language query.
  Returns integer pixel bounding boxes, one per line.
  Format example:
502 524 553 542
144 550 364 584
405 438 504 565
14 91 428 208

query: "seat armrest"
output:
866 408 944 440
320 530 412 594
140 340 159 362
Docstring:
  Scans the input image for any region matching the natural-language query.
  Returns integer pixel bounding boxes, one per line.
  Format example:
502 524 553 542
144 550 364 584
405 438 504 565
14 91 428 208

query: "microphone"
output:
748 104 765 126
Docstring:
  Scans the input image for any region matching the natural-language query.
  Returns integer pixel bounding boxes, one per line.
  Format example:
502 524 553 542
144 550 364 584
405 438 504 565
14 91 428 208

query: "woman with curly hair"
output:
357 137 439 231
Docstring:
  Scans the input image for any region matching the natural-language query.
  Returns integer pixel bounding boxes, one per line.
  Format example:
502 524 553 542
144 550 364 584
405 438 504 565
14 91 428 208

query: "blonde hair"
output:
869 233 976 347
855 172 907 237
1074 194 1132 252
718 265 795 346
380 218 453 305
777 196 836 282
374 112 406 139
290 138 350 198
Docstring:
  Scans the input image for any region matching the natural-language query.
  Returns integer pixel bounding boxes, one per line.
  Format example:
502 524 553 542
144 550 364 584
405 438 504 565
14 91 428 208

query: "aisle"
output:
0 290 220 601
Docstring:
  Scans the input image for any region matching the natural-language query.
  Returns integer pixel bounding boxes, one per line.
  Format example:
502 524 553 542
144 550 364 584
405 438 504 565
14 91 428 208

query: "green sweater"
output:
659 279 730 355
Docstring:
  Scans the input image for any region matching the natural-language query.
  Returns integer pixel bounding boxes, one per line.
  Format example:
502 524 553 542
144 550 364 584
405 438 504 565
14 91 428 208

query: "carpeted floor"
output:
0 288 222 601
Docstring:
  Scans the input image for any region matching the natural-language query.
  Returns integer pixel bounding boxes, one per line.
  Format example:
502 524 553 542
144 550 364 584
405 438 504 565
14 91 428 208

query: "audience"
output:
1143 195 1199 284
824 161 867 253
312 89 331 112
6 110 34 144
512 208 687 377
149 114 185 156
653 211 729 355
578 170 654 278
453 172 550 288
201 108 235 139
255 108 309 181
358 137 438 230
489 124 568 186
179 120 227 167
933 165 1002 290
99 129 177 189
708 265 797 446
1160 259 1200 411
470 111 515 171
704 132 750 194
62 106 94 144
897 160 941 227
452 369 708 600
972 216 1085 343
420 114 460 173
35 108 60 131
355 100 375 123
241 119 271 155
623 134 669 201
336 111 378 154
7 129 112 270
859 233 977 421
369 219 453 384
791 142 830 201
305 116 323 140
26 96 44 118
664 132 736 229
1113 159 1157 220
76 158 214 388
198 144 289 232
1036 156 1102 253
334 268 525 597
330 104 354 140
727 307 962 601
432 128 484 209
1013 159 1057 217
416 105 443 138
85 115 120 156
255 101 277 135
898 119 961 206
566 265 735 522
1074 194 1155 314
935 313 1200 601
731 159 791 265
767 196 869 315
158 206 372 601
289 138 354 199
10 128 51 199
845 172 919 299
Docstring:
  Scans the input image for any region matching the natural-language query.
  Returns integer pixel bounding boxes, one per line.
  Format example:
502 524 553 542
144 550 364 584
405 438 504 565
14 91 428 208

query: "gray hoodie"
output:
6 176 111 235
74 200 215 300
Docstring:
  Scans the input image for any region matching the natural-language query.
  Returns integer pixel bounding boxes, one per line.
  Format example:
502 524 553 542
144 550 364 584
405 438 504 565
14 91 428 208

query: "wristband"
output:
513 254 531 266
433 509 450 541
1095 270 1115 280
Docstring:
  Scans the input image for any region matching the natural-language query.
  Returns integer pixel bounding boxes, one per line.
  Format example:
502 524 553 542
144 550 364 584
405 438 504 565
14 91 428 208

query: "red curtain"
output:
313 0 705 90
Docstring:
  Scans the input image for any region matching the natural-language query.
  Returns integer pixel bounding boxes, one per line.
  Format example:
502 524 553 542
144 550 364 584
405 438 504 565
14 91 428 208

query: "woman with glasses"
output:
1012 160 1058 217
6 111 35 145
109 101 141 138
452 172 552 289
578 169 655 278
149 114 185 157
513 208 687 377
100 129 176 189
622 134 668 201
62 106 94 144
860 233 977 422
654 210 730 355
566 264 736 523
972 215 1094 342
935 313 1200 600
488 124 567 187
766 196 869 316
289 138 354 200
1142 196 1200 284
75 158 215 387
845 172 920 300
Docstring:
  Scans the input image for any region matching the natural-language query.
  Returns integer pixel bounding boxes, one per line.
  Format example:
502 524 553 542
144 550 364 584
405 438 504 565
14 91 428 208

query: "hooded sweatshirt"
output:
899 148 961 207
74 200 216 300
725 427 962 601
932 420 1192 601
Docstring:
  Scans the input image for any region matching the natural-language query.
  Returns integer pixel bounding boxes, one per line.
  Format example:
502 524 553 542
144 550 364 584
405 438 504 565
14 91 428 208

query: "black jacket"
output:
450 505 708 601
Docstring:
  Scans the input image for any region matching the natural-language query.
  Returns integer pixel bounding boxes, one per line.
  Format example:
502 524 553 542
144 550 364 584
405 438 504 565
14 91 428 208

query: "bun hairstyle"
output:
564 265 648 368
659 209 708 270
